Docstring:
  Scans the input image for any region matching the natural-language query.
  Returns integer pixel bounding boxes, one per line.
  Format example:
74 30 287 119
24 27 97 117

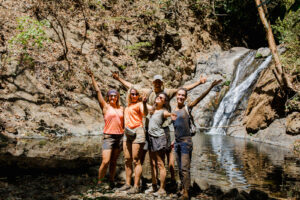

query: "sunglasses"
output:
130 93 139 96
109 94 117 97
157 95 165 100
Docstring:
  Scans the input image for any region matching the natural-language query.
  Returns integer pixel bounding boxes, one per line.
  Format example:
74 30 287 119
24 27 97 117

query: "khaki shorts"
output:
123 126 146 144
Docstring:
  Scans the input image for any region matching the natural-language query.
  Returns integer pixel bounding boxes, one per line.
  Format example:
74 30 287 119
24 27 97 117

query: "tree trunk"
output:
254 0 295 95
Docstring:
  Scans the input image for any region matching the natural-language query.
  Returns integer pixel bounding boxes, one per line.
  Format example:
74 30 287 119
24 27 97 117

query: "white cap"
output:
153 75 163 82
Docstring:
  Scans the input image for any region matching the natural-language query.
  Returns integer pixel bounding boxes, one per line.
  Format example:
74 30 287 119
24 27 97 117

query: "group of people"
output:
86 68 221 199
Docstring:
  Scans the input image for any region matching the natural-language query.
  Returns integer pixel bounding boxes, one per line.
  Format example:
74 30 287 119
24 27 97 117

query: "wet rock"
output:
256 48 271 58
204 185 224 197
219 188 250 200
0 136 102 170
286 112 300 135
249 189 268 200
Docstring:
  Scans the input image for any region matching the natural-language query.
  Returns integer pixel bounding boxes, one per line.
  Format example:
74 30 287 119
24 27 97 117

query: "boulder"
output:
286 112 300 135
244 64 284 133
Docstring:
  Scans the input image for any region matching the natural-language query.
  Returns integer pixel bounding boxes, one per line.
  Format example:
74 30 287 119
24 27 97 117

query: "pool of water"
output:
1 134 299 199
190 133 300 198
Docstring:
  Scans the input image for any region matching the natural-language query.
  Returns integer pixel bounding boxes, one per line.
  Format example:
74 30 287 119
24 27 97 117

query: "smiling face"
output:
108 93 118 106
176 89 187 105
130 89 139 103
155 93 166 107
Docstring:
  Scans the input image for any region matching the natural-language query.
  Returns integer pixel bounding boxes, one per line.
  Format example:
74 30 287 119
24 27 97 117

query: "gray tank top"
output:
148 110 165 137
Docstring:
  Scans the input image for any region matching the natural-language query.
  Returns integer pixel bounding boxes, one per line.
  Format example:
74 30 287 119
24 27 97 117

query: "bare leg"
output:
149 151 158 185
156 150 166 191
123 141 133 186
98 149 113 183
109 147 121 182
167 147 176 181
132 143 144 187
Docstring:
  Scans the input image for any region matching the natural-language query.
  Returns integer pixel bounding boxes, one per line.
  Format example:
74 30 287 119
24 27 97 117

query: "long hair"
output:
150 92 170 114
105 89 120 108
126 87 141 106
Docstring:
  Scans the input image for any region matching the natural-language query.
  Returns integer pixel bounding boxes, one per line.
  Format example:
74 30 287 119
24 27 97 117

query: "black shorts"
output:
102 134 123 150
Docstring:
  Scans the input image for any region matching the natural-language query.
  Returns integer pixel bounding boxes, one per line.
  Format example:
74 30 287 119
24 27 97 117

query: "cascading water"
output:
208 52 272 135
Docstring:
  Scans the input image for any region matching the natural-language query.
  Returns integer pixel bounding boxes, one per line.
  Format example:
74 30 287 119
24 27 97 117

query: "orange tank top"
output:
125 102 143 129
103 106 124 134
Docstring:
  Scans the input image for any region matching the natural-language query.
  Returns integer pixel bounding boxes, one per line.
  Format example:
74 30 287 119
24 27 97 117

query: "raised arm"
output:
140 95 148 116
182 75 207 91
86 67 107 110
164 110 177 121
112 71 133 89
188 79 222 109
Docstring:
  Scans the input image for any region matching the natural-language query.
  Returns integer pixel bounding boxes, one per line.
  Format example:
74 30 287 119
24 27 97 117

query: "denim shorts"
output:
102 134 123 150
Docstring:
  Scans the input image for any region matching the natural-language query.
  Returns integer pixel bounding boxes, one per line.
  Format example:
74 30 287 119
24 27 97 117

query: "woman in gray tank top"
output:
147 92 176 197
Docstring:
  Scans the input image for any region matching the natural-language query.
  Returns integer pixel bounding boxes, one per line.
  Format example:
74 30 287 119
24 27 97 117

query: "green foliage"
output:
273 7 300 68
223 80 231 86
118 65 127 71
255 53 262 58
9 16 51 50
126 42 152 51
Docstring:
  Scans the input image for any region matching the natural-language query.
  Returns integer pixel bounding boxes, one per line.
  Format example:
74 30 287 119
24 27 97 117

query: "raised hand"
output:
112 71 119 80
85 67 93 77
211 79 222 87
200 75 207 84
171 113 177 121
142 94 148 104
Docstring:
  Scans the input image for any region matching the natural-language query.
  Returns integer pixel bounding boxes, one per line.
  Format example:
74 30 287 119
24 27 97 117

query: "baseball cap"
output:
153 75 163 82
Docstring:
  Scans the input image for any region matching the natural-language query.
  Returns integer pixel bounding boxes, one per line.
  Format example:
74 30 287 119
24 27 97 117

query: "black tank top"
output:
173 108 191 140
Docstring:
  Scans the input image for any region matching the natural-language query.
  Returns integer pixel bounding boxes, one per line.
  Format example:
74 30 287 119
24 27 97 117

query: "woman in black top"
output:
173 80 221 200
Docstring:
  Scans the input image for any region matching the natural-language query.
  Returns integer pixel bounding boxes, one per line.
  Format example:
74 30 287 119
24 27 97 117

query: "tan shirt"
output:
137 87 177 106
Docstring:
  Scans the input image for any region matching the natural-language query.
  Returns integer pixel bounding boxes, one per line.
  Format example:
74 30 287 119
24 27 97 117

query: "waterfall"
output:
208 53 272 135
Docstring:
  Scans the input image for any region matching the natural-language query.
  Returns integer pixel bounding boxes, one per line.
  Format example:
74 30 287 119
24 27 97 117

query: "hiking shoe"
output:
145 184 158 194
127 186 140 194
117 184 131 192
153 189 167 197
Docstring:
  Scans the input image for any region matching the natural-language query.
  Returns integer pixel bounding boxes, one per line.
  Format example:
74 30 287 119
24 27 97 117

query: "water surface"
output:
191 133 300 198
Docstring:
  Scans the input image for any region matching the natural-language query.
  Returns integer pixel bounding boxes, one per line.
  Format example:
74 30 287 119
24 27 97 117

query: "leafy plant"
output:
126 41 152 50
9 16 51 50
223 80 231 86
272 7 300 69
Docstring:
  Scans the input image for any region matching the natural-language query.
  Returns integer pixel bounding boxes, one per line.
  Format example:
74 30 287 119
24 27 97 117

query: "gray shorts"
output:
102 134 123 150
124 126 146 144
149 134 167 152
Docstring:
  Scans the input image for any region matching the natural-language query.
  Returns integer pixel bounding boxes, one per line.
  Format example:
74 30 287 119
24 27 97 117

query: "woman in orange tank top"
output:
86 68 124 189
117 88 148 194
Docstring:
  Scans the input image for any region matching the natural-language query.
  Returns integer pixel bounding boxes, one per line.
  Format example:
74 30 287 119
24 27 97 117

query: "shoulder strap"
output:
185 105 196 126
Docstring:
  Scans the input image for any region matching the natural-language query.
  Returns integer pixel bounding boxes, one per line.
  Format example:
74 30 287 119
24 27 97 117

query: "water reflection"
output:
191 133 300 198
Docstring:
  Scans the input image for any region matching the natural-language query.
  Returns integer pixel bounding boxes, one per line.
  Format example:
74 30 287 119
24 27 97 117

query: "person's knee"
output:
133 158 141 166
125 157 133 166
101 159 110 168
157 161 165 169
